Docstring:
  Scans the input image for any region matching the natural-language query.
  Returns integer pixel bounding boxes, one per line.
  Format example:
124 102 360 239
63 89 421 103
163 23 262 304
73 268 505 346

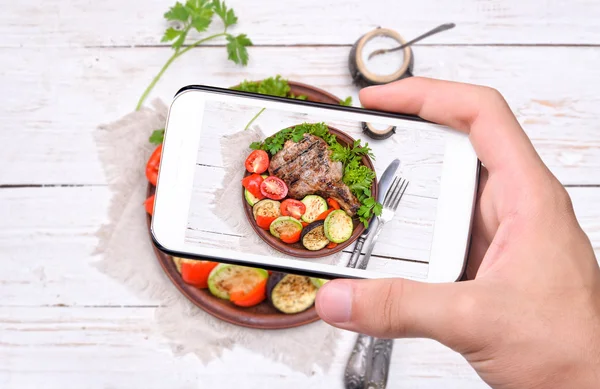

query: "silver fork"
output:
356 176 409 270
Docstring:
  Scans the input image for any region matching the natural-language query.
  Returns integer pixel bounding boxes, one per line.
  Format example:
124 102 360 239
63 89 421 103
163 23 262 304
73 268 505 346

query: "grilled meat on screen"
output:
268 134 360 215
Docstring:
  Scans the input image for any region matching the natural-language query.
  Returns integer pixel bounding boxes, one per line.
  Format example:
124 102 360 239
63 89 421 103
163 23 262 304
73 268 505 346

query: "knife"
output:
346 158 400 268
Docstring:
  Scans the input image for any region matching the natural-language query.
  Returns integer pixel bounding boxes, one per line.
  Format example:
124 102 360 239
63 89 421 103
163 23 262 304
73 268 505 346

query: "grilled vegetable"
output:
253 199 281 229
315 208 334 221
300 220 329 251
260 176 288 200
207 264 269 301
269 216 303 243
327 197 341 210
310 278 329 288
244 150 269 174
242 174 265 200
267 273 318 314
180 259 219 289
230 278 267 307
324 209 354 243
301 195 328 223
144 195 155 215
145 144 162 186
280 199 306 219
244 189 261 206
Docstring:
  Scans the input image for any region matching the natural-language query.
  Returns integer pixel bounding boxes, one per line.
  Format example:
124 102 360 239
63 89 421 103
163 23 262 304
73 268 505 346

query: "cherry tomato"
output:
327 198 341 210
326 242 338 249
255 215 277 230
244 150 270 174
280 229 302 244
144 195 155 215
280 199 306 219
180 260 219 289
242 174 265 200
230 279 267 307
260 176 288 200
146 144 162 186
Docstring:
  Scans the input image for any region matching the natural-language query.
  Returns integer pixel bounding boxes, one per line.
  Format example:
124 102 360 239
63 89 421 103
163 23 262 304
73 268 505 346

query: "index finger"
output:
360 77 544 175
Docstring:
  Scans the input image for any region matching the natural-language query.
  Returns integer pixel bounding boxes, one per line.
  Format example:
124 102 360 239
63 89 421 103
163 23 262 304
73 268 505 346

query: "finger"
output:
360 77 544 177
466 167 496 279
316 278 480 349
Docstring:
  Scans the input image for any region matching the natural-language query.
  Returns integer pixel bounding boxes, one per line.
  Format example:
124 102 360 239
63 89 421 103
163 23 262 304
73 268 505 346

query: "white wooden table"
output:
1 1 599 388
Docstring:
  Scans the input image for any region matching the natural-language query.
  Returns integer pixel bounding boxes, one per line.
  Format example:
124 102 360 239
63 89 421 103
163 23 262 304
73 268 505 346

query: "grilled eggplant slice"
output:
267 273 317 314
300 220 329 251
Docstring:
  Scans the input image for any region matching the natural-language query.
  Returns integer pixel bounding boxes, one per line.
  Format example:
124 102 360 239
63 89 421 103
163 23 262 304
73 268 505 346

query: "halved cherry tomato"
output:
326 242 338 249
181 260 219 289
260 176 288 200
144 195 155 215
255 215 277 230
242 174 265 200
301 222 309 227
280 199 306 219
280 229 302 244
145 144 162 186
244 150 270 174
230 278 267 307
315 208 334 221
327 198 341 210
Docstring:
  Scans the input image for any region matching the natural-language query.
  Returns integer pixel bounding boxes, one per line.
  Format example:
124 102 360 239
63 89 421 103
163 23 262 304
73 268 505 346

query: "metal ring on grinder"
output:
348 27 414 88
349 28 412 140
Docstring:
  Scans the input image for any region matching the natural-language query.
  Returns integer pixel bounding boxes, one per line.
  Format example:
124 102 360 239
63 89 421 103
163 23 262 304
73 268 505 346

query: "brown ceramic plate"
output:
243 127 377 258
146 81 345 329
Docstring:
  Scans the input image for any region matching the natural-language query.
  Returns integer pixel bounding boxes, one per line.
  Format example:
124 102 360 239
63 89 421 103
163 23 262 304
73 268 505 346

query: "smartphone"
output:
151 85 480 282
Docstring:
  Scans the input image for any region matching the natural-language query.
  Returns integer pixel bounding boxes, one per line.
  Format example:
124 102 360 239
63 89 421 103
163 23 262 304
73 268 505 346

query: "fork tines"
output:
383 177 409 211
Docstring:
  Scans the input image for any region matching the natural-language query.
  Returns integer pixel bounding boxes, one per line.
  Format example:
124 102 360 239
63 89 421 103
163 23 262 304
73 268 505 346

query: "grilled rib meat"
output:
268 134 361 215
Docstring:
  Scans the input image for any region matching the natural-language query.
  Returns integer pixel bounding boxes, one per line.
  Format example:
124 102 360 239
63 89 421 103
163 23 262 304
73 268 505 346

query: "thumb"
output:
315 278 480 349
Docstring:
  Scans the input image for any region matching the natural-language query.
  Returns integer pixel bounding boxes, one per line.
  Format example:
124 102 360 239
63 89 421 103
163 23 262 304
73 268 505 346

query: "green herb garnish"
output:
340 96 353 106
250 122 382 226
137 0 252 111
149 129 165 145
232 75 307 99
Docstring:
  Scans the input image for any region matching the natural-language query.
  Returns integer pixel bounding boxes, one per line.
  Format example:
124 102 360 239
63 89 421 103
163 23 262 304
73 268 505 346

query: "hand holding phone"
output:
317 78 600 389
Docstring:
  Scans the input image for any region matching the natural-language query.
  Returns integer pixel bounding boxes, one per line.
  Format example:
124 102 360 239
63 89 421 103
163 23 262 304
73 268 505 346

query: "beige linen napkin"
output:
93 99 341 374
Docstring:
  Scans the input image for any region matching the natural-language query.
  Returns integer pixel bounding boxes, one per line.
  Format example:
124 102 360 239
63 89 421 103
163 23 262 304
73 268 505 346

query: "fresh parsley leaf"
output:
226 33 252 65
162 27 182 42
149 129 165 145
258 75 290 97
212 0 237 27
164 2 190 21
340 96 353 106
189 5 214 32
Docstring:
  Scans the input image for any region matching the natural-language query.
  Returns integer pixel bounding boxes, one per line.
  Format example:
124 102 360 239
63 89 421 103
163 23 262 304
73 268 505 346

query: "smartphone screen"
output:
159 88 478 281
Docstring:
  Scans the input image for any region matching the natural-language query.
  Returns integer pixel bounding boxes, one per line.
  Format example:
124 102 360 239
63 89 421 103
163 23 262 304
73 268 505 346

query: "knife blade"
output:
346 158 400 268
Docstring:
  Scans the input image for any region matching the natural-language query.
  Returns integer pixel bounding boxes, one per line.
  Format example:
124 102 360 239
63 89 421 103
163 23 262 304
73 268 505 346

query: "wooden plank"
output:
1 46 599 186
0 307 485 388
2 0 600 47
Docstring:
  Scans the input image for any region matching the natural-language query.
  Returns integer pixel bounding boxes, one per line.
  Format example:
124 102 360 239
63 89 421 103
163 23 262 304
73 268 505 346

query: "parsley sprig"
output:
137 0 252 111
250 122 382 226
233 75 306 99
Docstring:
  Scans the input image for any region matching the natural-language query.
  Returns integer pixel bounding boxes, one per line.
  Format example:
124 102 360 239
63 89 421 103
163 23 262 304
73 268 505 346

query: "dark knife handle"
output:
364 338 394 389
347 233 368 269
